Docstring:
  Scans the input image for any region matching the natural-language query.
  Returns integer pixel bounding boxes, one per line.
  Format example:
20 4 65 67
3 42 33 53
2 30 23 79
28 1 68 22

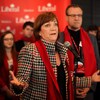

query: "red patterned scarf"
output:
35 40 62 100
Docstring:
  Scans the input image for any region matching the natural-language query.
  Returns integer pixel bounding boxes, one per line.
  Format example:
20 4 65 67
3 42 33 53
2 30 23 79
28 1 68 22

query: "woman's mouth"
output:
50 33 56 35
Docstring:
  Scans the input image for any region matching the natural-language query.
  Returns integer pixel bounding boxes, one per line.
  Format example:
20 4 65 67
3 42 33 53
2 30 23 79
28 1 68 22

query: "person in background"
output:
87 25 98 37
0 31 19 100
87 25 100 56
15 21 35 53
86 25 100 100
87 25 100 67
58 4 99 100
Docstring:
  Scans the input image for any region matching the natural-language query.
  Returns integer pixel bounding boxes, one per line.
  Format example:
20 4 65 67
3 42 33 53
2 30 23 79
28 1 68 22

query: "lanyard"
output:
71 37 81 56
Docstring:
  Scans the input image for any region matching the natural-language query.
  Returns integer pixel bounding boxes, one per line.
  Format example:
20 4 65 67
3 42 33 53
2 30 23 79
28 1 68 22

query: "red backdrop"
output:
0 0 71 40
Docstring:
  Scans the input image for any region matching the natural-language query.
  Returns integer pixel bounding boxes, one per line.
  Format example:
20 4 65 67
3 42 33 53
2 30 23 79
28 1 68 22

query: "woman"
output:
10 12 100 100
0 31 18 100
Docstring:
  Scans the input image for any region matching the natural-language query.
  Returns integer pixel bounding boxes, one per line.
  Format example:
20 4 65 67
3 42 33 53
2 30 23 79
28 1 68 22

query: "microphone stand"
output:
64 41 82 100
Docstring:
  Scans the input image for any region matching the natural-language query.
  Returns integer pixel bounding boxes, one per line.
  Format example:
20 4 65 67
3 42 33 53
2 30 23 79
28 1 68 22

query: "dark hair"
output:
33 12 60 40
0 31 17 66
23 21 34 29
87 25 99 38
65 4 83 15
87 25 98 32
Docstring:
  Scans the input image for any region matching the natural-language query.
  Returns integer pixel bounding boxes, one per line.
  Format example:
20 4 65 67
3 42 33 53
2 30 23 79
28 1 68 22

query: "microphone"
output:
64 41 80 59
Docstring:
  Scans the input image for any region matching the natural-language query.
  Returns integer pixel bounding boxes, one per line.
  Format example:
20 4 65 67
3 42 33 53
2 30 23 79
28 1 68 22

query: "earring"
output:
39 33 41 36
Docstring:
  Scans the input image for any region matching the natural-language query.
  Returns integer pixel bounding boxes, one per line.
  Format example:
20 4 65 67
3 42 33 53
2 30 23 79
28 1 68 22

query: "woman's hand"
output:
92 70 100 82
10 71 20 86
76 88 89 98
10 71 25 87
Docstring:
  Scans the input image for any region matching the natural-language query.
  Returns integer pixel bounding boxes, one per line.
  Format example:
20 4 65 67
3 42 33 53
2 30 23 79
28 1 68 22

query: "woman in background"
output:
0 31 18 100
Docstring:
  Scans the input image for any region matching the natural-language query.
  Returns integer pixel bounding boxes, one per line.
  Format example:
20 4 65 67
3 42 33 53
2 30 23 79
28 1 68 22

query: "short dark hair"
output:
87 25 98 32
65 4 83 15
33 12 60 40
23 21 34 29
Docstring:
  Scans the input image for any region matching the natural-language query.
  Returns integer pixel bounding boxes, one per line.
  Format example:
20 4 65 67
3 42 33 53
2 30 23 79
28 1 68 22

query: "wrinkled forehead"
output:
67 7 83 15
43 18 58 25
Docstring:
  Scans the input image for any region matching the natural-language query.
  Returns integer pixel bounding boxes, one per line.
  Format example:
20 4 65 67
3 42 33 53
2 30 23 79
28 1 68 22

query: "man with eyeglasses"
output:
59 4 99 100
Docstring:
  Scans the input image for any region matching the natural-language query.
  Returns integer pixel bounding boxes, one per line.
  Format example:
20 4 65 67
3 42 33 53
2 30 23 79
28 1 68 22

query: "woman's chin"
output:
5 46 13 49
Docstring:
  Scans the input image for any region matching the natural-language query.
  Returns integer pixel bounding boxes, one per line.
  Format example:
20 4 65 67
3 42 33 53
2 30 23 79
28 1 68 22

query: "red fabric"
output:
64 27 97 100
0 55 18 99
21 35 36 43
35 40 62 100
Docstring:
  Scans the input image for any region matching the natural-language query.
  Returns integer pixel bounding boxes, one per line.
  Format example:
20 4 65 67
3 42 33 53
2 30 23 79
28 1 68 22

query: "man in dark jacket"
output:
15 21 35 52
58 4 100 100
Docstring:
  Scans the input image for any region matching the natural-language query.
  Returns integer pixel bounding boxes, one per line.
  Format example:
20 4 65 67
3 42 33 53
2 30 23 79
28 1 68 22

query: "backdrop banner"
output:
0 0 71 40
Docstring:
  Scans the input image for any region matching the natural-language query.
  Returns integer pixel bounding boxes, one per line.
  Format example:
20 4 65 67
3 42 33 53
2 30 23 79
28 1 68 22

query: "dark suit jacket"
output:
58 32 100 93
88 34 100 70
15 40 25 52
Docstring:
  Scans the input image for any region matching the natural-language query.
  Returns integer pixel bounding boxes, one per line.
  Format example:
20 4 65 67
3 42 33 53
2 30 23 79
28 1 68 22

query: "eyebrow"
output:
45 20 57 24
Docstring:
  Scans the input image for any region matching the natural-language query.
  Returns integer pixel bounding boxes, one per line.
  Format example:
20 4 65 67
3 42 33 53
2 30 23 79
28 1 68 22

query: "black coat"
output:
58 31 100 100
15 40 25 52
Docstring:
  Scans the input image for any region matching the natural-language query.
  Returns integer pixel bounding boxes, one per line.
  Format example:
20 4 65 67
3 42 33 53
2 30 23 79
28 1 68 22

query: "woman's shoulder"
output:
19 43 37 54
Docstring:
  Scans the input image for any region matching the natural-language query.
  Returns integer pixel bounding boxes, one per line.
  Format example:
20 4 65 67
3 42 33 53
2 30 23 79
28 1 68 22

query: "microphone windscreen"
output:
64 41 71 48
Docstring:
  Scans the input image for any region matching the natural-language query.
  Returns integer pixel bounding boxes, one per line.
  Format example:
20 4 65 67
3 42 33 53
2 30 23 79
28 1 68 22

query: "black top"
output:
68 28 84 77
57 63 66 100
15 40 25 52
68 28 82 59
68 28 80 48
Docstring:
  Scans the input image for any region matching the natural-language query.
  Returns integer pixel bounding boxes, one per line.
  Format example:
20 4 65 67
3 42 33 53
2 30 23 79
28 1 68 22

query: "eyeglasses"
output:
67 14 83 18
4 38 14 41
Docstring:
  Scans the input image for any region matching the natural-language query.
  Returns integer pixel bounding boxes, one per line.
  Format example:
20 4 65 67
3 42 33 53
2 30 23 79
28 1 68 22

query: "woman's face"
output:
39 19 59 43
3 33 14 49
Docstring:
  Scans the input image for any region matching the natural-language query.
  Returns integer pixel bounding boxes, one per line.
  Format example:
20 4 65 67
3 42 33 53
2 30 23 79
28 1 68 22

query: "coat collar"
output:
41 39 69 66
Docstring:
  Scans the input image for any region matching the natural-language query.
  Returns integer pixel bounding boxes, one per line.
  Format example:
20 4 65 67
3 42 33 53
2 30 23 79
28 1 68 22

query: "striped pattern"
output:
76 76 92 88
